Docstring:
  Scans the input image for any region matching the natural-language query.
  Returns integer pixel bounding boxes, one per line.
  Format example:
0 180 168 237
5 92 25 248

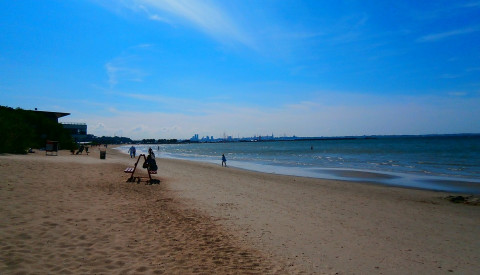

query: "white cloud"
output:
107 0 255 49
78 92 480 139
104 53 148 88
105 62 120 86
149 14 170 23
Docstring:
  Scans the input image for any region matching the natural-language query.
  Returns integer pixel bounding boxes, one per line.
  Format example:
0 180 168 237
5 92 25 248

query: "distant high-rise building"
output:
190 134 199 142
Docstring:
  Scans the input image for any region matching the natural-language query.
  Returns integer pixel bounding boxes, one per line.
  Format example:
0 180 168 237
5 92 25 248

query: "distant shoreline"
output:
142 133 480 145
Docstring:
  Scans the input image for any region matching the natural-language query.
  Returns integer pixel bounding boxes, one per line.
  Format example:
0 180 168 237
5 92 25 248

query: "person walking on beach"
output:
128 145 136 158
222 154 227 167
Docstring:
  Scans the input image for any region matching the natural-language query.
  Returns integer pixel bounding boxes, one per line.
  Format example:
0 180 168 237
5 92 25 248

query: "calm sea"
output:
117 136 480 194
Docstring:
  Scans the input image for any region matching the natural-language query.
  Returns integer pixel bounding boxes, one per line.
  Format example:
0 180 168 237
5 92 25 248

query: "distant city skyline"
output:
189 133 279 142
2 1 479 139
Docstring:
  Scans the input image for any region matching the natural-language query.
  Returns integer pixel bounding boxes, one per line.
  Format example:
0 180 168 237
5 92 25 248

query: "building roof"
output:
36 110 70 118
33 110 70 122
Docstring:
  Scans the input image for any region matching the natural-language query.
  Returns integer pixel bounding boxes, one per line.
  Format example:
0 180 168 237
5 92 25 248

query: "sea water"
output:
117 136 480 194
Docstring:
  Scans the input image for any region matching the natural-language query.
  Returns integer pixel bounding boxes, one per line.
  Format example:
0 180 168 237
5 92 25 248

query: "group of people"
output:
70 144 89 155
129 145 228 168
128 146 157 171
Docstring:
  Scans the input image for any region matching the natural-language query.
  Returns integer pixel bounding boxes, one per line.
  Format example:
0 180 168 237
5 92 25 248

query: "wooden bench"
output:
124 167 157 174
124 167 135 173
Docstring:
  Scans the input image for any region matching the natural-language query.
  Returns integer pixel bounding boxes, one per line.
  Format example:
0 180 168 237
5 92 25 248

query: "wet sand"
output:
1 146 479 274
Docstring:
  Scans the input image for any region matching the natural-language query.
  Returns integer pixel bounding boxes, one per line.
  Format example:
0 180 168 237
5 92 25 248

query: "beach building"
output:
30 109 89 142
33 109 88 141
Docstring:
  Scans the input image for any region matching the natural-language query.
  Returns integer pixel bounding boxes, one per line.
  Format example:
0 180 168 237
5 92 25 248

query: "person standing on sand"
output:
222 154 227 167
128 145 136 158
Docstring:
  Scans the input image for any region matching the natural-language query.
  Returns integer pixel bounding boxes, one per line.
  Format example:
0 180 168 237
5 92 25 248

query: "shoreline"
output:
115 146 480 194
1 147 479 274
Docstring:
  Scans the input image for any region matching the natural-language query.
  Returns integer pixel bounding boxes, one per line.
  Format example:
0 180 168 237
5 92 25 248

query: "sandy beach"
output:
1 146 479 274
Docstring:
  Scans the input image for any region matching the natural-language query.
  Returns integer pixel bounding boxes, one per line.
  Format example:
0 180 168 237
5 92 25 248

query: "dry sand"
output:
1 146 479 274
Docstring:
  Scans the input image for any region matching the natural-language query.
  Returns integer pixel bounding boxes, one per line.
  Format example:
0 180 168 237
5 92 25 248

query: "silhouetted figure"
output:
222 154 227 167
146 147 157 171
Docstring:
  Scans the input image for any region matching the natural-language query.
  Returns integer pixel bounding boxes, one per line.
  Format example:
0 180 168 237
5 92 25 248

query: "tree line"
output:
140 139 178 144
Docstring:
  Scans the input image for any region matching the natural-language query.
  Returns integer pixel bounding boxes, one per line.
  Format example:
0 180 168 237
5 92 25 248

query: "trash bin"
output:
45 140 59 156
100 150 106 159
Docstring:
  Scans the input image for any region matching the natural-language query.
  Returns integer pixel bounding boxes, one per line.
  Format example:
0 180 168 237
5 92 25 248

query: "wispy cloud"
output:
148 14 170 23
308 14 365 46
109 0 255 49
439 73 462 79
466 67 480 72
270 30 325 40
462 1 480 8
103 43 154 88
448 92 467 96
105 56 146 87
417 26 480 42
132 43 154 49
136 4 173 24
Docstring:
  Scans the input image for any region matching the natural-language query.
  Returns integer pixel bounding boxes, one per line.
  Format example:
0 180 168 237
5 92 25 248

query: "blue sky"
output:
1 0 479 139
